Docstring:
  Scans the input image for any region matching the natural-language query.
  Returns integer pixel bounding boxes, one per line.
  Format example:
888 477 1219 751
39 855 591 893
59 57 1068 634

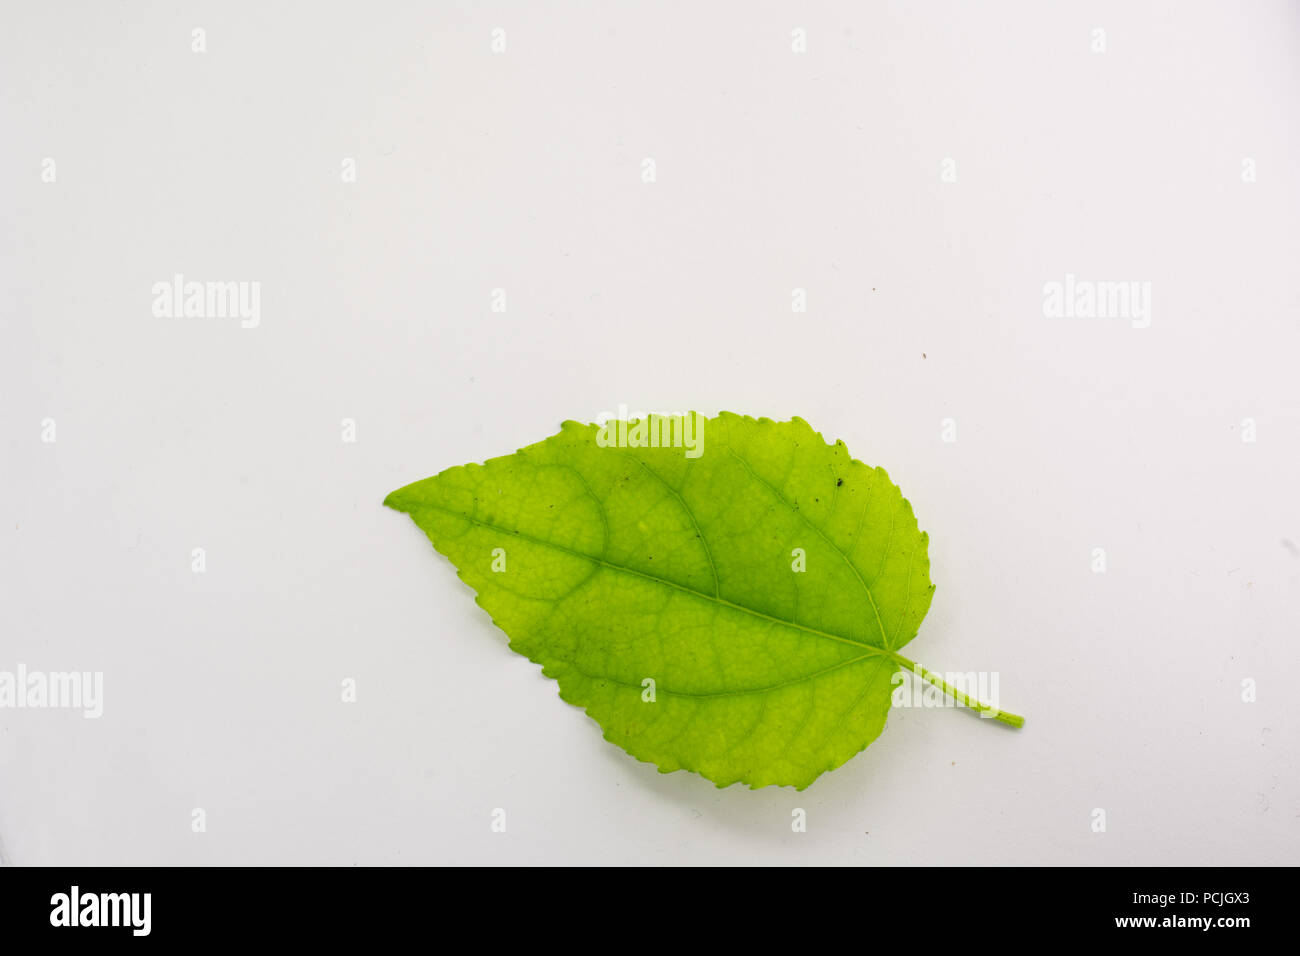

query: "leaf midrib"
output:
414 500 896 659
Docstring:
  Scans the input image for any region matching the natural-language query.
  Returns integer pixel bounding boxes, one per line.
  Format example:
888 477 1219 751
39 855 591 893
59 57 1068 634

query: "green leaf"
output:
385 412 1022 790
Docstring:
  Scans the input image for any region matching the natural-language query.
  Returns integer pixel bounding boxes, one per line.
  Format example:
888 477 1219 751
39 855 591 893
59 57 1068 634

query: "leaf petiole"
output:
888 651 1026 729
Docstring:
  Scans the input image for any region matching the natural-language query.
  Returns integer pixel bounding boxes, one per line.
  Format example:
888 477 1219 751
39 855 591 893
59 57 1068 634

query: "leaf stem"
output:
887 651 1025 728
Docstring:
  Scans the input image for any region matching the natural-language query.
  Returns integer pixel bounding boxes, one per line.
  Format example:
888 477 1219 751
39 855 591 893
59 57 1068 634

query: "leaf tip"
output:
383 480 425 514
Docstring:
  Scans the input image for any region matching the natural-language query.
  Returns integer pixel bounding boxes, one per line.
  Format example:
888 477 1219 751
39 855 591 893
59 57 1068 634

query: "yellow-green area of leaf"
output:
385 413 1023 790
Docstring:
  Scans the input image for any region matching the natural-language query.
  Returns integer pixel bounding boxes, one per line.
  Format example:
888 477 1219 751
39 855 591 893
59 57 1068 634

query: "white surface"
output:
2 1 1298 866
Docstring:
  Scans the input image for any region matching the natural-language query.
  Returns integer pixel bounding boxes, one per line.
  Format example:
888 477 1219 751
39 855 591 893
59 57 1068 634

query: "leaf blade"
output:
385 412 935 789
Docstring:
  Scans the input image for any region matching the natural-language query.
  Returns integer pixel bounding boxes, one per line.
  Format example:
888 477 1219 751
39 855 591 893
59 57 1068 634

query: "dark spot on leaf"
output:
836 478 843 487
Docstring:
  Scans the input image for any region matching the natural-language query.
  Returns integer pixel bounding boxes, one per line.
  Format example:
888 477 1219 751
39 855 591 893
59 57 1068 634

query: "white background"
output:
3 1 1298 866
